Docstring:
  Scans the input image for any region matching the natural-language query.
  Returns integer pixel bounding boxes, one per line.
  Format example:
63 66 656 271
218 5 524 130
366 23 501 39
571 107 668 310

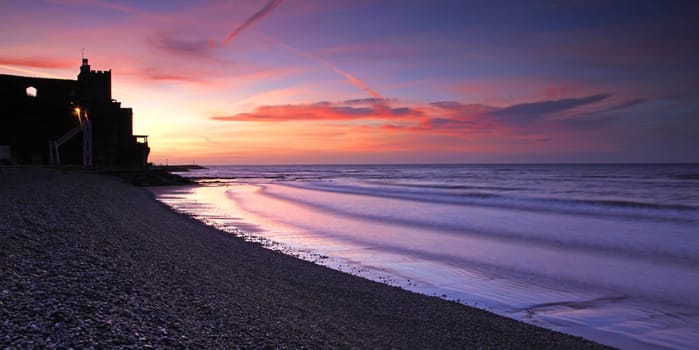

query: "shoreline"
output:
154 180 666 350
0 167 609 348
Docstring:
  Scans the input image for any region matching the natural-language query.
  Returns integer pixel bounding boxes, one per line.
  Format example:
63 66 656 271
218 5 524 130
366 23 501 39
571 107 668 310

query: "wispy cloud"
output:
139 68 212 85
430 101 496 116
263 35 384 100
421 94 616 135
222 0 284 45
211 101 422 122
561 98 648 128
345 98 392 105
147 31 215 57
0 56 74 69
334 67 384 100
147 1 284 59
47 0 148 16
581 97 647 117
486 93 611 118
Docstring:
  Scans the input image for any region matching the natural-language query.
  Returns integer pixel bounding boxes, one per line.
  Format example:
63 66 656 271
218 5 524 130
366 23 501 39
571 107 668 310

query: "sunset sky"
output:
1 0 697 164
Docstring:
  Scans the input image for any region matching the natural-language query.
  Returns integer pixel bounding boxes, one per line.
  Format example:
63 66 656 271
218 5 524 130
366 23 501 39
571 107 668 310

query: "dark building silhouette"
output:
0 58 149 167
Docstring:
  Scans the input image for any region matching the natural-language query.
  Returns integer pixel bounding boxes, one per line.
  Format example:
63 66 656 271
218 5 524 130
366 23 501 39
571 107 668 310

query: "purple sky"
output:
1 0 697 164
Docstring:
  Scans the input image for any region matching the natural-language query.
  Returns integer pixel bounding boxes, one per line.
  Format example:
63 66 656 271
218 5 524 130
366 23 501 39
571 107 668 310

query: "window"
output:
26 86 37 97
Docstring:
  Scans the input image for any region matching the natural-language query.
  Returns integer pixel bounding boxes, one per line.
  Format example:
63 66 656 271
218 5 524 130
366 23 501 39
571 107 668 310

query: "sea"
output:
152 164 699 349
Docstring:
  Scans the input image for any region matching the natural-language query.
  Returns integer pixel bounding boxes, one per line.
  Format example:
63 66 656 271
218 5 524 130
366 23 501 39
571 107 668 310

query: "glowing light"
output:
74 107 80 115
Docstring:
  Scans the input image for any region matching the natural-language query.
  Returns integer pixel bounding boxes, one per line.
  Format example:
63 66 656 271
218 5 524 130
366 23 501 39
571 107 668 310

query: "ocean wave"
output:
248 184 699 268
283 181 698 223
669 173 699 180
367 180 523 192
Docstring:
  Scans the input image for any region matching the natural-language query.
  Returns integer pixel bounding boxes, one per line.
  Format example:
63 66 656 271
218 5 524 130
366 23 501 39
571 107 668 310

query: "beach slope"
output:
0 168 609 348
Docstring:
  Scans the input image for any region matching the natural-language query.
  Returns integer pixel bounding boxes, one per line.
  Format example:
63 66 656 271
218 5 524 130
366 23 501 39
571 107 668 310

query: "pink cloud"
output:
0 56 75 69
212 101 423 122
139 70 213 85
211 93 618 135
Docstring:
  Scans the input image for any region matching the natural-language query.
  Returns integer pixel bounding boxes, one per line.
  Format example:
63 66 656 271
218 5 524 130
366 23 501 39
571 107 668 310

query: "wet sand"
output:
0 167 610 348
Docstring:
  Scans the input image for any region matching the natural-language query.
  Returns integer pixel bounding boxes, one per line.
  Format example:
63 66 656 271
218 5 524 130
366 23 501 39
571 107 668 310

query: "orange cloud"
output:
0 56 75 69
211 93 620 139
212 101 423 122
140 71 213 85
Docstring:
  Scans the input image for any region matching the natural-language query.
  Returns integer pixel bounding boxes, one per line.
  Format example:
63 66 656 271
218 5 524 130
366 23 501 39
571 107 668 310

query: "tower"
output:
77 58 112 103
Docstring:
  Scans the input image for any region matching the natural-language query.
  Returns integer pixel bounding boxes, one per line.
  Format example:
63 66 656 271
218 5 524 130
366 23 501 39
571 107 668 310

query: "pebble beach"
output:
0 167 609 349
